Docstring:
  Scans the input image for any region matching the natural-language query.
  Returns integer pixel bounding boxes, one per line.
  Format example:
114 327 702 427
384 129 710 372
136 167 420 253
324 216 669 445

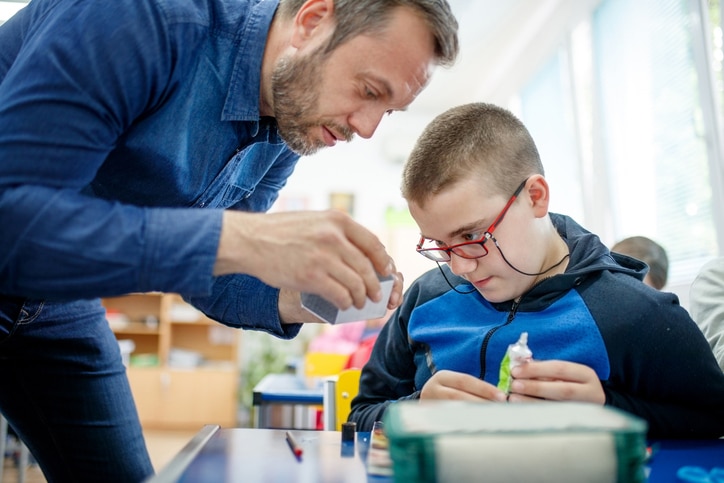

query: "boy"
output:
611 236 669 290
348 103 724 439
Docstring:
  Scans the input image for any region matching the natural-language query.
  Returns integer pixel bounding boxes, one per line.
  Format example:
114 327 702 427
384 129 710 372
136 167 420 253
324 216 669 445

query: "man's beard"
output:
271 46 354 156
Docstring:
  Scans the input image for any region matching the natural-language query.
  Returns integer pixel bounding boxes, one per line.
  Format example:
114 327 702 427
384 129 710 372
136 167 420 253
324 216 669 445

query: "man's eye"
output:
385 109 394 116
364 87 378 100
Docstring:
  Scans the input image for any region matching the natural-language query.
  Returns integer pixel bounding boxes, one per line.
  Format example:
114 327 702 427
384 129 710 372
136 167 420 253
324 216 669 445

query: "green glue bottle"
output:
497 332 533 394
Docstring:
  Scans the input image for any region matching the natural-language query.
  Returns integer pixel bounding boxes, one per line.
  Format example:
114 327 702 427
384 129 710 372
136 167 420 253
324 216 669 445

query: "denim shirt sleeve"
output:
187 276 302 339
0 0 220 298
185 145 302 337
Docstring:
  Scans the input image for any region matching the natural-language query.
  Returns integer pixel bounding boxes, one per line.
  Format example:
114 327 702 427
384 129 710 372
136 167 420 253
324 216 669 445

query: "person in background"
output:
343 311 392 369
308 322 369 355
611 236 669 290
348 102 724 439
343 321 386 369
308 312 390 357
689 257 724 371
0 0 459 480
306 311 390 428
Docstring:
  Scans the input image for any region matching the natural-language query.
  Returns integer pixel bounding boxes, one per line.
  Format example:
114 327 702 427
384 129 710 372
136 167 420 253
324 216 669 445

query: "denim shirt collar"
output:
223 0 279 141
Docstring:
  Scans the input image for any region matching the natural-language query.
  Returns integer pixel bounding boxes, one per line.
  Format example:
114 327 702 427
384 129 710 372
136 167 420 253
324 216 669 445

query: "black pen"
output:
286 431 303 458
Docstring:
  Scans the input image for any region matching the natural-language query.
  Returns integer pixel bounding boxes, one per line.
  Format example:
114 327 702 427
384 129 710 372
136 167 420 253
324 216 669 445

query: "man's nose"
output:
348 106 386 139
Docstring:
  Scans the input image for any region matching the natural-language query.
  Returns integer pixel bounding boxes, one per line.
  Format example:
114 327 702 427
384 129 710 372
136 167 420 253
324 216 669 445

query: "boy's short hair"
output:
278 0 459 67
402 102 544 206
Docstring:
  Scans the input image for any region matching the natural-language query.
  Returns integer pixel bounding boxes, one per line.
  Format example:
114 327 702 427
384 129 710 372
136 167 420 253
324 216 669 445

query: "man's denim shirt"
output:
0 0 301 336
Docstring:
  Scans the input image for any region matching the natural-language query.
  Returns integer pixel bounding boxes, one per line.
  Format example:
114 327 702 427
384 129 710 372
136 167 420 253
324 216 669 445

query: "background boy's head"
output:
611 236 669 289
401 102 544 207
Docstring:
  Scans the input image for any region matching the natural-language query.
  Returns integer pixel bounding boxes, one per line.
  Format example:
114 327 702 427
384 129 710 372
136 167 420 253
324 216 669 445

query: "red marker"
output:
286 431 303 458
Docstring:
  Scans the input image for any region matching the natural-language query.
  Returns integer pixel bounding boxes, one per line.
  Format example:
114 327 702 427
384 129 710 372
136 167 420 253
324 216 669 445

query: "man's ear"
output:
290 0 335 49
526 175 550 218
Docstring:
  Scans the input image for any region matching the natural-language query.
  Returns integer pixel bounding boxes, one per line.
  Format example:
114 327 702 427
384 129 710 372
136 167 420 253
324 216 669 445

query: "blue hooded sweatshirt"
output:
349 214 724 439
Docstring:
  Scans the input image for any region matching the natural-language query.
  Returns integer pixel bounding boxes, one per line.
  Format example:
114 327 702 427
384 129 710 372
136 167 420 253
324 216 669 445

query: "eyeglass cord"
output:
436 236 571 295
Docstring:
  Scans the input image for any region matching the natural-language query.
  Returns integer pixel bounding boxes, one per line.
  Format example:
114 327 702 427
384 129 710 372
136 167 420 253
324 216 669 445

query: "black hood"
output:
499 213 646 312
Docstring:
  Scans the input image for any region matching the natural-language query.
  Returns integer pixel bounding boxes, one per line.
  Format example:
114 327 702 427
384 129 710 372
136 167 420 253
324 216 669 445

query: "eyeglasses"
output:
416 178 528 263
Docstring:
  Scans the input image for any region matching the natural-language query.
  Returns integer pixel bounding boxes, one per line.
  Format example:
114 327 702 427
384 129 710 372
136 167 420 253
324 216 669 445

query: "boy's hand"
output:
420 370 507 402
507 360 605 404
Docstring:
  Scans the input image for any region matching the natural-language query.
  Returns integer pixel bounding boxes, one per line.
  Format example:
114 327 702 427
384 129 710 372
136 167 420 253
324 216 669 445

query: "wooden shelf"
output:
102 293 240 429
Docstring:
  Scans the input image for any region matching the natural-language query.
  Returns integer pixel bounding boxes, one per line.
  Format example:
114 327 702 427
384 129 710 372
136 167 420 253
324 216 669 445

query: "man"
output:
348 103 724 439
0 0 459 480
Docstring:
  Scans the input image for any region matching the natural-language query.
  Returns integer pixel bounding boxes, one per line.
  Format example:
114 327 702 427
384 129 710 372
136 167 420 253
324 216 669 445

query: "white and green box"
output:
383 401 648 483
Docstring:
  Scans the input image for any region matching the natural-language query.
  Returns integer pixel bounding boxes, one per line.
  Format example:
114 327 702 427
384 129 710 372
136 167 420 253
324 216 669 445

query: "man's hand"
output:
507 360 605 404
277 288 326 324
420 370 507 402
216 210 403 312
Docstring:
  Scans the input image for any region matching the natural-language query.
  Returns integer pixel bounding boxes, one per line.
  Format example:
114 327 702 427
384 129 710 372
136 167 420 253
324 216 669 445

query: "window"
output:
516 0 724 300
0 1 26 25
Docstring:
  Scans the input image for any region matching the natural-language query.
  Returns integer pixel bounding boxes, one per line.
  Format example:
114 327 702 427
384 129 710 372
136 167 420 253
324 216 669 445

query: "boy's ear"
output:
290 0 335 49
526 175 550 217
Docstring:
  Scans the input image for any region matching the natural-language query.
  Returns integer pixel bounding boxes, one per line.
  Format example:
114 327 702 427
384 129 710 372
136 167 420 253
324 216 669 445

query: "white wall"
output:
272 111 434 285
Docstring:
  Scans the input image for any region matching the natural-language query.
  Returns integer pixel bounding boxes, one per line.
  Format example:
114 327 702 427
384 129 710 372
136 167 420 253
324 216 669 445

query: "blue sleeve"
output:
1 186 220 298
583 274 724 439
186 275 303 340
0 0 219 298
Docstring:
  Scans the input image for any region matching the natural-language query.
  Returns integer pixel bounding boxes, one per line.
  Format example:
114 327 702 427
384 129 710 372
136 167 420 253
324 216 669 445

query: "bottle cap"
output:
341 422 356 442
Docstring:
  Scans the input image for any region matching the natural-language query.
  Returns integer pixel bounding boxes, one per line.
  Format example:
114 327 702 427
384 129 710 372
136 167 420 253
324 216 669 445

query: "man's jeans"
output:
0 295 154 482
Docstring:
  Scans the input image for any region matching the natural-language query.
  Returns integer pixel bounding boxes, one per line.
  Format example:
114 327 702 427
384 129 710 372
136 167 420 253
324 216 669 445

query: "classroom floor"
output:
1 428 198 483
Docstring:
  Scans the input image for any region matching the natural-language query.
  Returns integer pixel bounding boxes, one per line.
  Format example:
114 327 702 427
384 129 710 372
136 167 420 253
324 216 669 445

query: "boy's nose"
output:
448 253 478 277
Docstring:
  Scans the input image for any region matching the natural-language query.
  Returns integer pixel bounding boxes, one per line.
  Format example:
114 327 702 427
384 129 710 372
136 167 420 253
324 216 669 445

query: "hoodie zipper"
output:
478 299 521 379
476 269 566 380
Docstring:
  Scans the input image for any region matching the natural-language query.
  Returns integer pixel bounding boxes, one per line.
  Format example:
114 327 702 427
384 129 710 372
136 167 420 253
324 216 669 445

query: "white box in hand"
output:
301 274 394 324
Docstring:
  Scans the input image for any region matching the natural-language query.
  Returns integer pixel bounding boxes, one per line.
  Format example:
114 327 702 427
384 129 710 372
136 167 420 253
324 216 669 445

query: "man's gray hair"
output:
278 0 459 67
